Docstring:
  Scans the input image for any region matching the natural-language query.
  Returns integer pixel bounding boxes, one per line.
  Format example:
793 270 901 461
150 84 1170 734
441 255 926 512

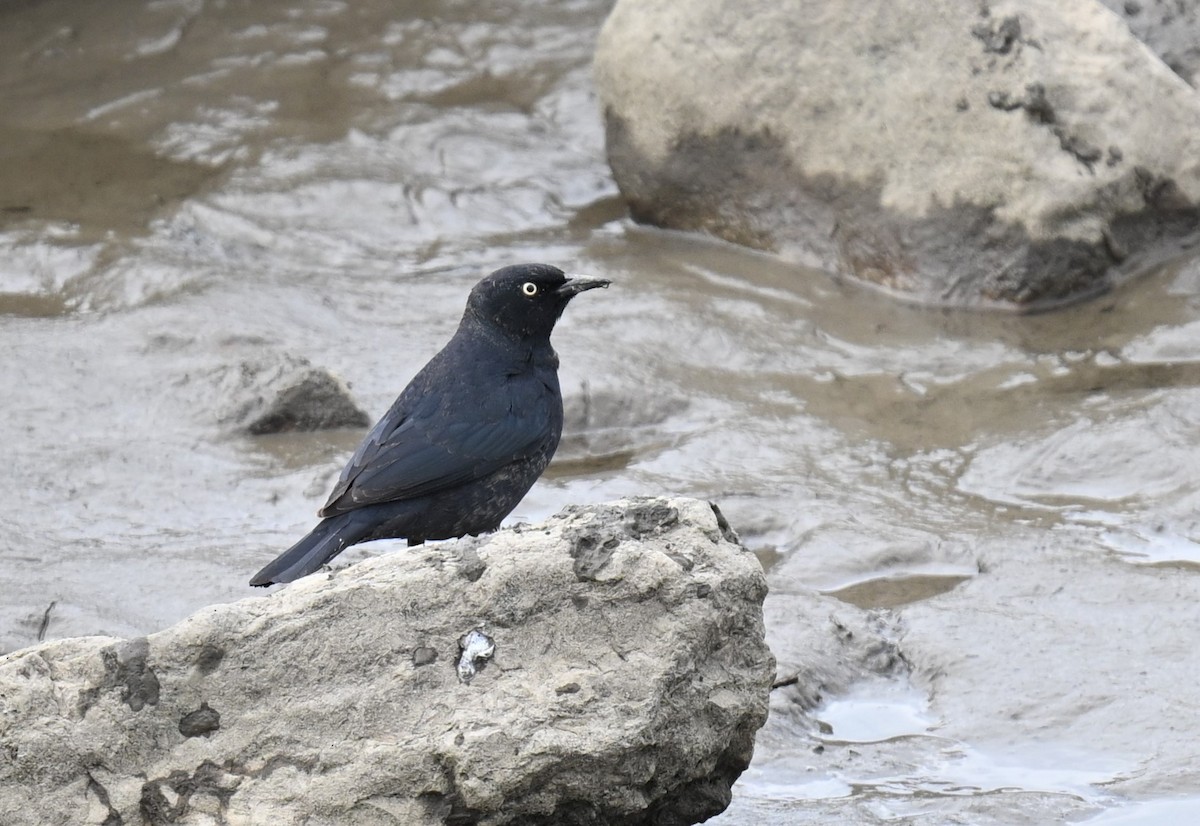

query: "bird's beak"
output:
556 275 612 296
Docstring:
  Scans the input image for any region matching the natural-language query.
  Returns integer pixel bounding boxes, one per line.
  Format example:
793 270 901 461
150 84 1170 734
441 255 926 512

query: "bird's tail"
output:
249 511 373 587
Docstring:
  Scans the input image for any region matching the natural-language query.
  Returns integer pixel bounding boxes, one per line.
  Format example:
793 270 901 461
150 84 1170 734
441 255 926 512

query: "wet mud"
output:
3 1 1200 823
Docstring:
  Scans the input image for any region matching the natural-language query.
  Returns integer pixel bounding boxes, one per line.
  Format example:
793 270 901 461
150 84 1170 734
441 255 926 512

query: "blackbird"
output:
249 263 609 586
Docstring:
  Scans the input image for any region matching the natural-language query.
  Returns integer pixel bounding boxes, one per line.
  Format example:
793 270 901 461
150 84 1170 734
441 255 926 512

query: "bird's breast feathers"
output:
318 367 560 516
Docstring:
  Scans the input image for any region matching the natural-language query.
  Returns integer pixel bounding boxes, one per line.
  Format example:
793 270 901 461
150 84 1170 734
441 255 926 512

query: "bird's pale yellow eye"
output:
521 282 538 296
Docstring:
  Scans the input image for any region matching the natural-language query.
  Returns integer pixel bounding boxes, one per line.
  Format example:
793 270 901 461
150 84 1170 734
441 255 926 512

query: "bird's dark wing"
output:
318 376 554 517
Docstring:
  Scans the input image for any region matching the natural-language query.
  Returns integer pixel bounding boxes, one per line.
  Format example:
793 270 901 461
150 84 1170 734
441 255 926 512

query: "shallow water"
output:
3 1 1200 822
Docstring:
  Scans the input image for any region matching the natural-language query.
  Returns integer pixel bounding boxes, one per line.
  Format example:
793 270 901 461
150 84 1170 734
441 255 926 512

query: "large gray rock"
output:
594 0 1200 309
0 498 773 826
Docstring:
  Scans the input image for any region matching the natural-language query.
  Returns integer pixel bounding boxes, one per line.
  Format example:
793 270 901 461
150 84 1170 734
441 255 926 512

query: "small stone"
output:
456 629 495 684
178 702 221 738
214 353 370 435
412 647 438 667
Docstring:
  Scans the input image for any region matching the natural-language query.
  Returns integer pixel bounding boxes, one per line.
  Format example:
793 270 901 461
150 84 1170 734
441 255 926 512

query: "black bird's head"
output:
465 263 610 342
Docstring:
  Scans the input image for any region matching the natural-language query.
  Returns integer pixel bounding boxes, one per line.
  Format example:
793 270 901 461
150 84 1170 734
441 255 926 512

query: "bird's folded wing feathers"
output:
318 407 550 516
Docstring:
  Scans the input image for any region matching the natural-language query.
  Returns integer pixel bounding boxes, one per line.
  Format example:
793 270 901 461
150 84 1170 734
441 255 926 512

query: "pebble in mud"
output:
456 629 495 684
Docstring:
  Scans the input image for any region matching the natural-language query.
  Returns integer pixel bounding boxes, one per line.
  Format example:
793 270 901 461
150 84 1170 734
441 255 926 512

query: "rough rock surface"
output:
1099 0 1200 87
0 498 773 826
594 0 1200 309
212 353 370 434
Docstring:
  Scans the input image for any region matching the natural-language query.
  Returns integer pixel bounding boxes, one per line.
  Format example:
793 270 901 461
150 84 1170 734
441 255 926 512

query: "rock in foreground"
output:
0 498 773 826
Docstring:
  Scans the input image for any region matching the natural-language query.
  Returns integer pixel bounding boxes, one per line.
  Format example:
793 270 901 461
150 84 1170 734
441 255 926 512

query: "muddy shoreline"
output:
3 1 1200 822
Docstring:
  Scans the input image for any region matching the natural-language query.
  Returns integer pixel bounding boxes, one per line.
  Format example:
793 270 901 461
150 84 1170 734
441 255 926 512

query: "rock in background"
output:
594 0 1200 309
210 353 370 435
0 498 774 826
